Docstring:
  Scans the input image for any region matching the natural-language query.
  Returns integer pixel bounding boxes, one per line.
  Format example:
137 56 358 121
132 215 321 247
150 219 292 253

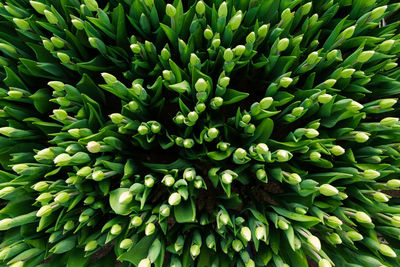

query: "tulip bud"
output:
84 196 95 205
166 4 176 17
319 259 332 267
330 145 345 156
0 218 12 230
187 111 199 122
342 26 355 39
355 132 369 143
119 191 133 204
327 216 342 228
44 10 58 24
138 258 151 267
378 243 396 258
255 226 266 240
190 244 201 257
195 1 205 15
277 38 289 52
195 78 207 92
218 2 227 17
305 129 319 138
131 216 143 227
380 40 395 52
54 153 71 165
234 148 247 160
221 173 233 184
309 151 321 161
373 192 389 202
84 0 98 11
319 184 339 196
317 93 332 104
53 109 68 120
358 51 374 63
138 124 149 135
278 219 289 230
363 169 380 179
168 192 182 206
218 77 230 88
145 222 155 236
206 234 215 249
91 170 104 181
246 32 256 44
120 238 133 249
204 28 213 40
355 211 372 224
223 48 234 61
329 233 342 244
85 240 98 252
370 5 387 20
384 62 398 70
0 186 15 198
77 166 91 177
233 45 245 56
32 181 49 192
55 192 69 203
228 11 242 30
379 99 397 109
71 19 84 30
36 192 52 203
380 117 398 126
110 224 122 235
231 239 243 252
288 173 302 184
347 101 363 112
30 1 46 14
64 220 74 231
387 179 400 188
307 235 321 251
240 226 252 241
390 216 400 227
86 141 101 153
291 107 304 116
36 205 53 217
257 24 269 38
276 150 291 162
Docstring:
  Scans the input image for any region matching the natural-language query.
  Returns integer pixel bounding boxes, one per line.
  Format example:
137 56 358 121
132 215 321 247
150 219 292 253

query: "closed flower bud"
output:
370 5 387 20
319 259 332 267
53 109 68 120
355 211 372 224
380 117 398 126
231 239 243 252
0 218 12 230
138 258 151 267
331 145 345 156
162 175 175 187
327 49 338 61
278 219 289 230
168 192 181 206
101 73 117 84
379 98 397 109
329 233 342 244
84 196 95 205
347 100 363 112
54 153 71 165
317 93 332 104
138 124 149 135
380 40 395 52
288 173 302 184
57 52 70 63
32 181 48 192
71 19 84 30
195 1 205 15
277 38 289 52
305 129 319 138
373 192 389 202
110 224 122 235
13 18 29 30
145 222 155 235
307 51 319 65
166 4 176 17
234 148 246 160
228 11 242 30
63 220 74 231
340 68 355 78
119 191 133 204
257 24 269 38
30 1 46 14
92 170 104 181
187 111 199 122
355 132 369 143
36 205 53 217
110 113 124 124
218 2 227 17
44 10 58 24
221 173 233 184
84 0 98 11
327 216 342 228
233 45 245 56
342 26 355 39
48 81 65 91
255 143 269 154
160 204 170 217
391 216 400 227
85 240 97 252
77 166 91 176
302 2 312 15
384 62 398 70
223 48 234 61
183 168 196 181
144 175 155 187
131 216 143 227
276 149 291 162
255 226 266 240
319 184 339 196
378 243 396 258
241 226 252 241
120 239 133 249
291 106 304 116
358 51 374 63
307 235 321 251
363 169 380 179
86 141 101 153
183 139 195 147
206 234 215 249
260 97 273 109
204 28 213 40
36 192 52 203
207 128 219 139
55 192 69 203
246 32 256 44
51 36 64 48
310 151 321 161
190 244 201 257
387 179 400 188
130 43 141 53
195 78 207 92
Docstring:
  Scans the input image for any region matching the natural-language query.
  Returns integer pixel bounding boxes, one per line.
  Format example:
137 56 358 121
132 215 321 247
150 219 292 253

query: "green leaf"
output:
222 89 249 105
50 236 76 254
109 188 134 215
272 207 320 225
118 235 157 264
174 198 196 223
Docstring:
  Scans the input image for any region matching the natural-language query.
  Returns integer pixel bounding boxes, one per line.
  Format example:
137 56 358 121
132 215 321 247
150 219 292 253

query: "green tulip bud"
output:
131 216 143 227
319 259 332 267
77 166 91 176
92 170 104 181
384 62 398 70
55 192 69 203
119 191 133 204
380 117 398 126
190 244 201 257
207 128 219 139
380 40 395 52
71 19 84 30
307 51 319 65
255 225 266 240
378 243 396 258
302 2 312 15
110 224 122 235
223 48 234 61
277 38 289 52
318 94 333 104
231 239 243 252
160 204 170 217
86 141 101 153
327 216 342 228
329 233 342 244
63 220 74 231
373 192 389 202
51 36 64 48
278 219 289 230
347 100 363 112
219 213 230 226
221 173 233 184
246 32 256 44
309 151 321 161
355 211 372 224
138 258 151 267
0 186 15 198
319 184 339 196
204 28 213 40
85 240 98 252
12 164 28 174
370 5 387 20
307 235 321 251
54 153 71 165
195 78 207 92
292 106 304 116
206 234 216 249
144 175 155 187
228 11 242 30
355 132 369 143
13 18 30 30
44 10 58 24
7 90 23 99
162 175 175 187
233 45 245 56
326 49 338 61
53 109 68 120
48 81 65 91
145 222 155 236
195 1 205 15
218 76 230 88
36 204 53 217
257 24 269 38
358 51 375 63
120 239 133 249
36 192 52 203
342 26 355 39
84 196 95 205
305 128 319 138
255 143 269 154
101 73 117 84
32 181 49 192
166 4 176 17
110 113 124 124
138 124 149 135
183 168 196 181
241 114 251 124
130 43 141 53
183 139 194 148
363 169 380 179
84 0 98 11
391 216 400 227
0 218 12 230
30 1 46 14
168 192 181 206
187 111 199 122
331 145 345 156
234 148 247 160
240 226 252 241
288 173 302 184
276 149 291 162
379 98 397 109
218 2 227 17
260 97 273 109
387 179 400 188
340 68 355 78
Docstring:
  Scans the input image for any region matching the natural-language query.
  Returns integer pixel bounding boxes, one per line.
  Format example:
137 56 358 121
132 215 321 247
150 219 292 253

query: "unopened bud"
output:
355 132 369 143
166 4 176 17
120 239 133 249
119 191 133 204
307 235 321 251
36 205 53 217
55 192 69 203
319 184 339 196
355 211 372 224
85 240 98 252
168 192 181 206
370 5 387 20
358 51 375 63
378 243 396 258
277 38 289 52
373 192 389 202
145 222 155 236
363 169 380 179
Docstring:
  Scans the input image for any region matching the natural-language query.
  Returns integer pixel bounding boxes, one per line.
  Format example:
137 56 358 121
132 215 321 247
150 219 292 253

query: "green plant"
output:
0 0 400 266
